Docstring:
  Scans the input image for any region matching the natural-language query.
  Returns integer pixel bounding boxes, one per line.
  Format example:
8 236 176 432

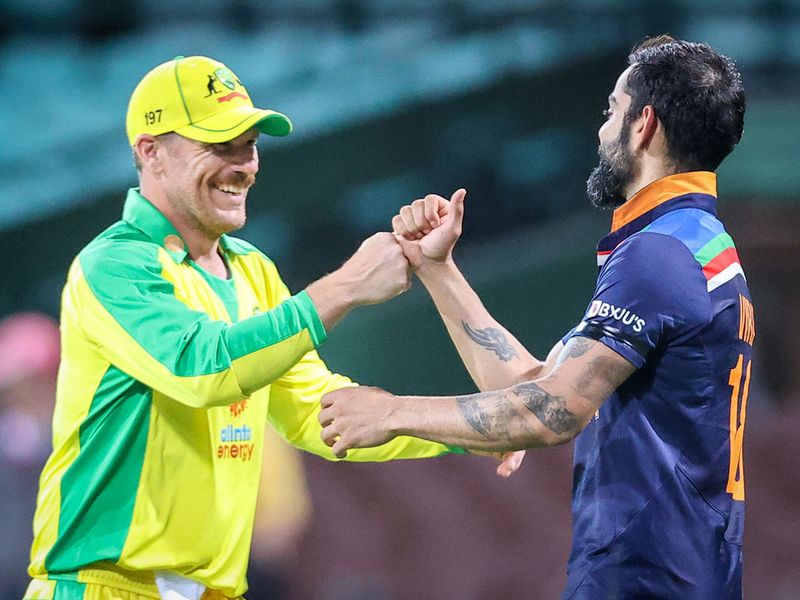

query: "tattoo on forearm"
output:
575 355 627 400
457 396 493 437
456 393 533 441
462 320 519 361
512 381 579 436
563 337 592 359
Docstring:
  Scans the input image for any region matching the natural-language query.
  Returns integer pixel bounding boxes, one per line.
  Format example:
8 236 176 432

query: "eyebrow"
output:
608 94 617 105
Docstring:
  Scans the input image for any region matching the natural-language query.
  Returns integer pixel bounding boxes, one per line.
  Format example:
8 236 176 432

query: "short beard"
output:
586 124 638 210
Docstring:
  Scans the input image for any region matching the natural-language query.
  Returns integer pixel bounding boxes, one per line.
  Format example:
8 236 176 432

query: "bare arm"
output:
392 190 560 389
417 260 563 388
319 336 635 456
305 232 411 330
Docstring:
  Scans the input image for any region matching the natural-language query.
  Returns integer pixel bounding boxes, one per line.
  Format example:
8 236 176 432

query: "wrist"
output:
386 395 415 437
415 257 456 284
305 271 358 330
325 268 360 308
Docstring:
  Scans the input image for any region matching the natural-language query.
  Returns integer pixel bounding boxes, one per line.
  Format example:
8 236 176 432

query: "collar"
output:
597 172 718 263
611 171 717 232
122 188 243 262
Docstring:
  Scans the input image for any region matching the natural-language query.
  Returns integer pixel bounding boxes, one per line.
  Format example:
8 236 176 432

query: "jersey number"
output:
727 353 750 501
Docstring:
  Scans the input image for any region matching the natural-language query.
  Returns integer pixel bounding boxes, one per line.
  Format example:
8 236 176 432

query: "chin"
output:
217 211 247 234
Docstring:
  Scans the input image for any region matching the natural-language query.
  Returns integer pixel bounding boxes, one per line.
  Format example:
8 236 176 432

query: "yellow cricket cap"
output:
126 55 292 146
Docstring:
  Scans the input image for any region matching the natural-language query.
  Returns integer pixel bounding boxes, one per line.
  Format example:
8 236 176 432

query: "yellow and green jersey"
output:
28 188 454 598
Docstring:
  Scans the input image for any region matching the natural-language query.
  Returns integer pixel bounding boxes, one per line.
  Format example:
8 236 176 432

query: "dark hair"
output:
625 35 745 172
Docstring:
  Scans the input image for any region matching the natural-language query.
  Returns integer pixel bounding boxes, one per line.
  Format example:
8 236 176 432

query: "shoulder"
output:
605 230 698 281
602 231 711 319
222 235 275 264
78 221 163 282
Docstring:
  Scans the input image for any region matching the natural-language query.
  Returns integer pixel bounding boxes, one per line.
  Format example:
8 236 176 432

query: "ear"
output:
133 134 164 174
631 105 659 151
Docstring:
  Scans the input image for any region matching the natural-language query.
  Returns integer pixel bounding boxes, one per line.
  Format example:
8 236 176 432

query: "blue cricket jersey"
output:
562 172 753 599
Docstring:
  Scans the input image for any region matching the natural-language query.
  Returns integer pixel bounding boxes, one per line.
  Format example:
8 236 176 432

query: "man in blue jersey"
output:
318 36 751 598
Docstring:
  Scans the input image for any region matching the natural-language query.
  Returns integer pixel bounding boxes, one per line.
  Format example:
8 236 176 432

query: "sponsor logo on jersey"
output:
217 423 255 461
587 300 646 333
229 399 248 418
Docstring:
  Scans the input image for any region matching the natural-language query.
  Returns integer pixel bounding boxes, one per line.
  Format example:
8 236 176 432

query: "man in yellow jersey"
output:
23 56 522 600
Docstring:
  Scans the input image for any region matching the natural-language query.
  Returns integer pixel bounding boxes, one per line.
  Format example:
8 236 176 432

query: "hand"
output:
319 386 398 458
339 232 412 306
468 449 527 478
498 450 526 477
305 233 411 330
391 189 466 270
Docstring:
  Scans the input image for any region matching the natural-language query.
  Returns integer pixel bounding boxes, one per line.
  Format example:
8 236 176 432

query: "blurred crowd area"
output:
1 1 799 599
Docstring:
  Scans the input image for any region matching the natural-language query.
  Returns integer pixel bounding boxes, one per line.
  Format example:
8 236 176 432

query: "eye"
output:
602 109 612 119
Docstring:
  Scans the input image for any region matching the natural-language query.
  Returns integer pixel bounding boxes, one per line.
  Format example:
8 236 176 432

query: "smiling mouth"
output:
213 184 247 196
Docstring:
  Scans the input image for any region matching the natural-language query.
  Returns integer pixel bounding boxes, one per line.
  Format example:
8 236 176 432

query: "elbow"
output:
175 373 249 409
534 421 584 448
517 362 546 384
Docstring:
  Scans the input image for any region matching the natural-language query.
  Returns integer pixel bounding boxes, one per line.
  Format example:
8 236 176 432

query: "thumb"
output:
496 450 525 478
447 188 467 230
393 233 421 264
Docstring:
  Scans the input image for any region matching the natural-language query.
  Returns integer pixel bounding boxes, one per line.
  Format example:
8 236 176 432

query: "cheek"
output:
598 119 617 144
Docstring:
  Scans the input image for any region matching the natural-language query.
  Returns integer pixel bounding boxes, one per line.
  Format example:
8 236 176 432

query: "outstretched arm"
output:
319 336 635 456
392 189 561 391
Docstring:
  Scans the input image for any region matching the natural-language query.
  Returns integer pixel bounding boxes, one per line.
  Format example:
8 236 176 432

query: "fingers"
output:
393 195 449 239
496 450 526 478
399 205 422 239
411 200 428 235
320 422 338 446
393 233 421 266
423 195 442 228
391 215 410 238
320 414 351 459
320 425 349 458
446 188 466 234
318 405 334 426
331 439 349 459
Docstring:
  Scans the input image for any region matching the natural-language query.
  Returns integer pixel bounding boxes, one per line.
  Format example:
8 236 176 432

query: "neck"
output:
623 157 674 201
139 179 228 278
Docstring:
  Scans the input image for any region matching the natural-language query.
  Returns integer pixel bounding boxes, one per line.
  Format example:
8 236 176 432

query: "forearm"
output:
388 378 584 452
304 271 357 331
305 232 411 331
416 260 545 390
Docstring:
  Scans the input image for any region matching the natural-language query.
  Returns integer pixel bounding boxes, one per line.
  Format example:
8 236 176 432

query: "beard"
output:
586 124 639 210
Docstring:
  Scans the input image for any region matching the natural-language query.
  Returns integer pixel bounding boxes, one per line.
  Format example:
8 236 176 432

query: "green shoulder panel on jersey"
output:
220 234 269 258
45 365 151 572
79 224 325 380
78 227 235 378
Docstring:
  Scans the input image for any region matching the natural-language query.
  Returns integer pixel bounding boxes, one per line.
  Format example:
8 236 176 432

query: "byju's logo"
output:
587 300 646 333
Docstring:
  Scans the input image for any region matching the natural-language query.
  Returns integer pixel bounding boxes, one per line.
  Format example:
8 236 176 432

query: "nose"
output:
234 144 259 177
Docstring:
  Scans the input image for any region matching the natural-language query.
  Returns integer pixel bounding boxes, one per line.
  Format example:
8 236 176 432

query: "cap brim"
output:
174 106 292 143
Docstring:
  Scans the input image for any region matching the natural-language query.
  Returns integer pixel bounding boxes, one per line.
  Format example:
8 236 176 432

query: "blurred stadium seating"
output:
1 1 798 598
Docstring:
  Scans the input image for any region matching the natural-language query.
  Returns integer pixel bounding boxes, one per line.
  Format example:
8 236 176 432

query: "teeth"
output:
215 185 244 195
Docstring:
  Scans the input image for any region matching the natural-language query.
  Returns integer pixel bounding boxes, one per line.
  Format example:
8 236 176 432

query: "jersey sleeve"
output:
253 255 455 462
566 232 712 368
71 238 327 408
267 351 454 462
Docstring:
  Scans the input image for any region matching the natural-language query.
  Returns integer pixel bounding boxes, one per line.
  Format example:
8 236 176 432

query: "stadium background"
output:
1 0 798 598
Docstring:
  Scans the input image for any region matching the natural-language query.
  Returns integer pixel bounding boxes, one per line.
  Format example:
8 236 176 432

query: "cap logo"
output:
214 68 238 90
217 91 249 103
204 73 221 97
